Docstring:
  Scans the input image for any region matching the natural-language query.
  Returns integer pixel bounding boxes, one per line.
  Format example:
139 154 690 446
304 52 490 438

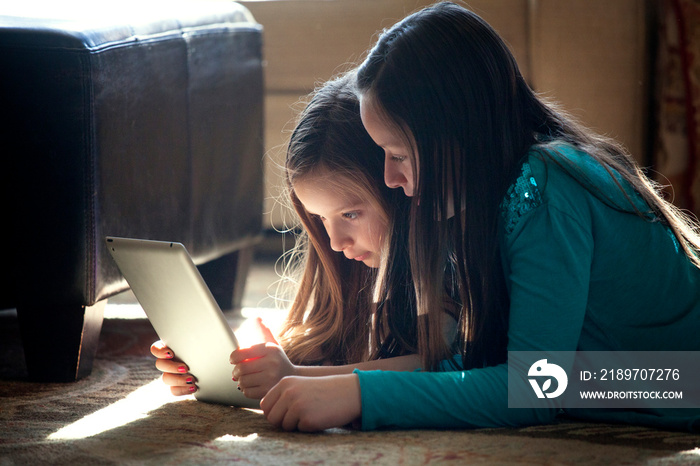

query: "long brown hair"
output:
356 2 700 370
280 72 415 365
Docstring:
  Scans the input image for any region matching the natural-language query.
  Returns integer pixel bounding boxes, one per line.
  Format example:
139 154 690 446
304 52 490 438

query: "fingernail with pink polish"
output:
178 366 187 373
186 377 193 384
189 386 196 393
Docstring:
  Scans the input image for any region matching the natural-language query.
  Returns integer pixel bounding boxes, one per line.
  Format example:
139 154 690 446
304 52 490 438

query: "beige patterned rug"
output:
2 314 699 465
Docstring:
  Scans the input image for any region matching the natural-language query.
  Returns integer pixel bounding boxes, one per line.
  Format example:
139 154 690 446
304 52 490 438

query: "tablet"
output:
106 236 260 409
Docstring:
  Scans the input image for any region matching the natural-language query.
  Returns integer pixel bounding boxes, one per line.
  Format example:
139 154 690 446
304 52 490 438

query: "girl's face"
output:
294 176 387 268
360 97 416 197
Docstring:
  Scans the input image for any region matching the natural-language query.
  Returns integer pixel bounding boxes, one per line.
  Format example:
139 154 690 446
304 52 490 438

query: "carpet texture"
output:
2 313 699 465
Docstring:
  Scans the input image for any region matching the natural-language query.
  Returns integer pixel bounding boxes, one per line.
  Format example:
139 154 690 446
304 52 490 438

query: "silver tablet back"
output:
106 236 259 409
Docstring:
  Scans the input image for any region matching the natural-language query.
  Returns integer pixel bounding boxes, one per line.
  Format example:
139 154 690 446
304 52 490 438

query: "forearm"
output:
356 364 558 430
295 354 421 377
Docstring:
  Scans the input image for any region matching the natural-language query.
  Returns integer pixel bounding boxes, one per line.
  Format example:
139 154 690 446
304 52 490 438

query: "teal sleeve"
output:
355 193 594 430
504 205 592 354
355 366 558 430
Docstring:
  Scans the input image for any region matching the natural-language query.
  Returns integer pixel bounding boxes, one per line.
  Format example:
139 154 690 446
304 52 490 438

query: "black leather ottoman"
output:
0 1 264 382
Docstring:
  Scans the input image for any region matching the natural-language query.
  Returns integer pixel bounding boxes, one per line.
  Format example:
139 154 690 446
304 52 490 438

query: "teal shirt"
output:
355 144 700 432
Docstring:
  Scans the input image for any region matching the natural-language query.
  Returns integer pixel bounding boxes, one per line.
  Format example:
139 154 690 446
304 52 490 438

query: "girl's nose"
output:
328 224 353 252
384 157 408 191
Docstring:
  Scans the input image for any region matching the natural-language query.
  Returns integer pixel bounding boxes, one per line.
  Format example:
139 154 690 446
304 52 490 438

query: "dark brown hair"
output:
356 2 700 370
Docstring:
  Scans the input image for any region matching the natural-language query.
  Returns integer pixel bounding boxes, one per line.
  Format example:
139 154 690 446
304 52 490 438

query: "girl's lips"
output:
354 253 369 261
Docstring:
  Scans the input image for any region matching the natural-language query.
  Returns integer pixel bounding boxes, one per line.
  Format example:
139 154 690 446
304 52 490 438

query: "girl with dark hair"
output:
150 73 440 404
260 2 700 432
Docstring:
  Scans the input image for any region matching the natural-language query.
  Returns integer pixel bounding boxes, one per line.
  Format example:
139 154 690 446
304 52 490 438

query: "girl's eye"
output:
391 155 407 162
342 212 359 220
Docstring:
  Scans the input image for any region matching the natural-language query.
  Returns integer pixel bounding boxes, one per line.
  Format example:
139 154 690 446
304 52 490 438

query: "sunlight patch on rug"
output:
659 448 700 463
47 379 186 440
215 433 259 443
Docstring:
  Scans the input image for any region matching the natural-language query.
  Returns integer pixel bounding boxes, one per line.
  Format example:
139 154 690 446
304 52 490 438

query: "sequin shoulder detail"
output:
500 162 543 235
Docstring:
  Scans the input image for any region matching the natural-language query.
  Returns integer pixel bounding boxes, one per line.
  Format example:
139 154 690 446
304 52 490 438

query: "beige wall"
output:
241 0 651 228
530 0 651 161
